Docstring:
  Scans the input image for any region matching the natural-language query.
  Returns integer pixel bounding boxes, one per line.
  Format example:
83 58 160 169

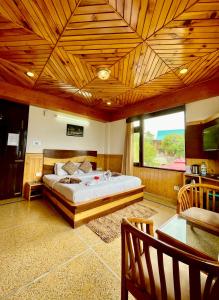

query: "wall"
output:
24 106 124 183
105 119 126 154
26 106 106 154
186 96 219 123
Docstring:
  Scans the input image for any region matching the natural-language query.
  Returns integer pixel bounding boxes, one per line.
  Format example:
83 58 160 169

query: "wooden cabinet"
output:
183 173 219 186
23 182 43 201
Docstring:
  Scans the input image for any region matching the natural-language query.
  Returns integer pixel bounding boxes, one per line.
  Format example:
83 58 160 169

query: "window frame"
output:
132 106 186 172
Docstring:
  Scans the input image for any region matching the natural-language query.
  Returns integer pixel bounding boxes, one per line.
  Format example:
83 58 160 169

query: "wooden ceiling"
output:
0 0 219 115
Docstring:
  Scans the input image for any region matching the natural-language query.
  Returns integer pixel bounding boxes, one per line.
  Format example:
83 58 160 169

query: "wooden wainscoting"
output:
133 167 183 202
23 153 43 184
104 154 123 172
186 159 219 174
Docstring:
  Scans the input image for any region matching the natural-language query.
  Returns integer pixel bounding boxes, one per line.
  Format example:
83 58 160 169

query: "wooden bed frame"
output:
42 149 145 228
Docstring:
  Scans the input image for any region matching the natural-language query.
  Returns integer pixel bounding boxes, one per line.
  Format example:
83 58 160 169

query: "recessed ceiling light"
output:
26 71 34 77
179 68 188 74
97 68 111 80
106 101 111 105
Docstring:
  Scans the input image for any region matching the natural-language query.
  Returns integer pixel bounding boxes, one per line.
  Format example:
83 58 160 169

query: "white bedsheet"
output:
43 171 141 204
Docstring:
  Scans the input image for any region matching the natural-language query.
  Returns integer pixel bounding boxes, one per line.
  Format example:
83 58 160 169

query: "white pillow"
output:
54 163 68 176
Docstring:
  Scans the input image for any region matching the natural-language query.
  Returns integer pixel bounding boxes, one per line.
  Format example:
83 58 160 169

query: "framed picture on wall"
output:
66 124 84 137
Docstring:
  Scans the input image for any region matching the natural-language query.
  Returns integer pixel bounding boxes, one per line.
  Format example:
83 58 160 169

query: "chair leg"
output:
121 280 128 300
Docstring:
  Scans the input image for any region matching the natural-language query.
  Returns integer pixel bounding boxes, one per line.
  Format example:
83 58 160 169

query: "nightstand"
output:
24 182 43 201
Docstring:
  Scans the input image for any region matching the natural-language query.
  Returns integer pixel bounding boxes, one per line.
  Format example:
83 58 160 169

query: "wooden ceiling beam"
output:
0 81 110 122
109 78 219 121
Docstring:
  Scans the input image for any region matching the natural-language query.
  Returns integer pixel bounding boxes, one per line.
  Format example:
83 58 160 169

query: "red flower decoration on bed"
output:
94 176 100 180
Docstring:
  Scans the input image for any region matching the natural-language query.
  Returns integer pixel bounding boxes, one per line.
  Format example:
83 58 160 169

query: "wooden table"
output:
156 214 219 261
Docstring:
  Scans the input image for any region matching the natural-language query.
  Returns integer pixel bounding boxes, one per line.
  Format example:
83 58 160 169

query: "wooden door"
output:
0 99 29 200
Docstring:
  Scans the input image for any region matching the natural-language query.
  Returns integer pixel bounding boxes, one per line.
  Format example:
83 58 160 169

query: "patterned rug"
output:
86 201 157 243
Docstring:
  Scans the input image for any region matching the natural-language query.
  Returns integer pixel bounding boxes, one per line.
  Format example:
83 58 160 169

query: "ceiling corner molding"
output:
0 81 110 122
108 78 219 121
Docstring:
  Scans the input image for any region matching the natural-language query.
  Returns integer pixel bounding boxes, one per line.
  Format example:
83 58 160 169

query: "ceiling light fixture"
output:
26 71 35 77
97 68 111 80
179 68 188 74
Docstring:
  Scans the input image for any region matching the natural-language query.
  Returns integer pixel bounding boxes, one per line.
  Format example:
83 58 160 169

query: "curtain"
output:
122 122 134 175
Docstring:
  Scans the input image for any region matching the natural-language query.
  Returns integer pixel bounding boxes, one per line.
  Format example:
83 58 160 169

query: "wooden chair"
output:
177 183 219 214
121 217 219 300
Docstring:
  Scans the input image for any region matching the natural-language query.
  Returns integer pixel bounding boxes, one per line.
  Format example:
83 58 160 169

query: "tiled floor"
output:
0 198 175 300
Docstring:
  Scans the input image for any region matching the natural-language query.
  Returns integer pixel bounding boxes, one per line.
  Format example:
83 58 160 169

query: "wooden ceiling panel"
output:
0 14 53 76
110 42 170 88
59 2 142 68
177 50 219 85
110 90 146 107
0 0 218 115
135 71 185 97
79 76 131 105
113 71 185 106
108 0 197 39
0 0 80 43
0 57 35 87
148 1 219 68
35 48 96 90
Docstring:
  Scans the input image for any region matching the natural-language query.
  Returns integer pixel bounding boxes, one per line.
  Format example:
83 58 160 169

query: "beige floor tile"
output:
0 224 87 297
10 251 121 300
74 224 105 247
92 237 121 277
0 199 57 231
0 196 177 299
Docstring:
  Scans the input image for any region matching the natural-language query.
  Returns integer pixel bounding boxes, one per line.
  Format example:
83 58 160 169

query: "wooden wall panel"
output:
104 154 123 172
186 159 219 175
23 153 43 184
133 166 183 202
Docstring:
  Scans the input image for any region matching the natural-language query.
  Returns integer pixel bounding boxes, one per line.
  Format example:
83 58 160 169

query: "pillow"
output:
62 161 78 175
54 163 68 176
79 161 92 173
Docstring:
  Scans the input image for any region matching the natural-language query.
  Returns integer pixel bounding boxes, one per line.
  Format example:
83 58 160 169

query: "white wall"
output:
186 96 219 122
26 97 219 155
105 119 126 154
26 106 106 153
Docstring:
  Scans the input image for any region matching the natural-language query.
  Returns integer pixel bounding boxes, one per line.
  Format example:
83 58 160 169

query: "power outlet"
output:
173 185 180 191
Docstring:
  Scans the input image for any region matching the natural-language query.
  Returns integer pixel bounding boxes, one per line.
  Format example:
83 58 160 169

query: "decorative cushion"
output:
62 161 78 175
54 163 68 176
79 161 92 173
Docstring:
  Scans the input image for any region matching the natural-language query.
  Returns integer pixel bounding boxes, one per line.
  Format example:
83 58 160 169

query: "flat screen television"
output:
203 124 219 151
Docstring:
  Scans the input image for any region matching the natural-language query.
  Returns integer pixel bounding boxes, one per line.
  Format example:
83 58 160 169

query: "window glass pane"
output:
143 111 185 171
133 120 140 127
133 132 140 163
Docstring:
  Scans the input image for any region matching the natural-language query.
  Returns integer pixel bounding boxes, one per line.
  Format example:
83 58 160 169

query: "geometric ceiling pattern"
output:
0 0 219 111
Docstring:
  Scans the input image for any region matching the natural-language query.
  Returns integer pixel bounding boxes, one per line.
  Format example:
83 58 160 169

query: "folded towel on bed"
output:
111 172 121 177
59 177 81 184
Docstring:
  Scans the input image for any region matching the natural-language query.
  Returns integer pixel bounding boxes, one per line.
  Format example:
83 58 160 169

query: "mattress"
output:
43 171 141 204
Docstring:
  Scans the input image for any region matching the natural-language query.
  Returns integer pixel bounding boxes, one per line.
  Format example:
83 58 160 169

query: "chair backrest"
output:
121 218 219 300
177 183 219 213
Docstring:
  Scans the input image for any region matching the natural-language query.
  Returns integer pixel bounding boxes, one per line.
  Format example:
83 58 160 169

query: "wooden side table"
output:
23 182 43 201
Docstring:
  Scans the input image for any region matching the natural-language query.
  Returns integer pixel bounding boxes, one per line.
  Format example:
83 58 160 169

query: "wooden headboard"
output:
43 149 97 175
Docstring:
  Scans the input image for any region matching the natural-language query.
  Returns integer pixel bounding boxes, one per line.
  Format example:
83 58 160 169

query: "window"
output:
133 121 140 164
132 108 185 171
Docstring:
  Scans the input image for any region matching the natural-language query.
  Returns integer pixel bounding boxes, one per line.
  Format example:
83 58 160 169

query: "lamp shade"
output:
97 68 111 80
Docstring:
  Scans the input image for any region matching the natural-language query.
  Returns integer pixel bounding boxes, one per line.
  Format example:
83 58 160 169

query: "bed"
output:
42 149 145 228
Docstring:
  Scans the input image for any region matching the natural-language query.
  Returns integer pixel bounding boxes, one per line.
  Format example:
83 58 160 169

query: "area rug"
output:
86 201 157 243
